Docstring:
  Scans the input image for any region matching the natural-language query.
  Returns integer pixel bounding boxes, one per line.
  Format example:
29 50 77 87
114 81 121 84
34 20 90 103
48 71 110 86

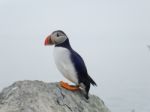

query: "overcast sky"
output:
0 0 150 112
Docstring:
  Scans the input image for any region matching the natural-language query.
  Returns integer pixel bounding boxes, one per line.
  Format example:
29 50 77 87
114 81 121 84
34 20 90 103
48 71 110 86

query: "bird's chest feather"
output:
53 47 78 84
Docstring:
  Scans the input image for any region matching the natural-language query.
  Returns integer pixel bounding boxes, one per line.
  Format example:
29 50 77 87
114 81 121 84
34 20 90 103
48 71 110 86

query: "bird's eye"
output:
56 33 60 37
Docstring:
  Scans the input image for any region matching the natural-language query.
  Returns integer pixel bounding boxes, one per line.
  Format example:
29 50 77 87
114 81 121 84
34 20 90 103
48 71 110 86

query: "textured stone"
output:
0 80 110 112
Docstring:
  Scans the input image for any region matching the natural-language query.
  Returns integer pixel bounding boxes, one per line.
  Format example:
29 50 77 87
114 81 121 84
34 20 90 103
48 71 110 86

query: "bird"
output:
44 30 97 99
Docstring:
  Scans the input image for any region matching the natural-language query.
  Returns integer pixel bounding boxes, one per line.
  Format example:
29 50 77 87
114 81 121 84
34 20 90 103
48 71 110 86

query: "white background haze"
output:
0 0 150 112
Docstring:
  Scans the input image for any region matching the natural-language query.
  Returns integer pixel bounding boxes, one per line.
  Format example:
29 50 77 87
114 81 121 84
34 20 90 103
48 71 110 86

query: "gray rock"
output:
0 80 110 112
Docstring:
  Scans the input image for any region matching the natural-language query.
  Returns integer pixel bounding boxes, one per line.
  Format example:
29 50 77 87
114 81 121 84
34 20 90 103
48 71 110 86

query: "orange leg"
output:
60 81 80 91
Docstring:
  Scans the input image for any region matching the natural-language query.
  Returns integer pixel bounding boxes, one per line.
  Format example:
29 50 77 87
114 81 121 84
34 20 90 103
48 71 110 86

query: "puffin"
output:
44 30 97 99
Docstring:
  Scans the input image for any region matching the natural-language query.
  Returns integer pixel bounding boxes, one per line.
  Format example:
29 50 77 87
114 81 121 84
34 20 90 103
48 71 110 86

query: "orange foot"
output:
60 81 80 91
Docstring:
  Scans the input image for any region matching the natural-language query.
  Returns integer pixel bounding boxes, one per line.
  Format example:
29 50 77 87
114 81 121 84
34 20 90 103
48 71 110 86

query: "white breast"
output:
53 47 78 84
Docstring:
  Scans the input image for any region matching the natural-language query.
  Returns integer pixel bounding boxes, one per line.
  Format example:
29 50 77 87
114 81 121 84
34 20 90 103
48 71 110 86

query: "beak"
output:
44 35 54 46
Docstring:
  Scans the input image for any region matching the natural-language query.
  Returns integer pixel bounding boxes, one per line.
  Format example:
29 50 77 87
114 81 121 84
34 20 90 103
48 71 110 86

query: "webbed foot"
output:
60 81 79 91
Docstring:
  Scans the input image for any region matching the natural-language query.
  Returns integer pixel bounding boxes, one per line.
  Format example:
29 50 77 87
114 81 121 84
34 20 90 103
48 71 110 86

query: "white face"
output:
50 31 68 45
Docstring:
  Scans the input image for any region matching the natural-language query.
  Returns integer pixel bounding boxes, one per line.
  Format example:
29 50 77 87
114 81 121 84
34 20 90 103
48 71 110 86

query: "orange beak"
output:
44 35 54 45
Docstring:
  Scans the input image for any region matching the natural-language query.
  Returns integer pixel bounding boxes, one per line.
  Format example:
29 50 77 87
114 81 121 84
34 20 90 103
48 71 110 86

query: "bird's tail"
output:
88 75 97 86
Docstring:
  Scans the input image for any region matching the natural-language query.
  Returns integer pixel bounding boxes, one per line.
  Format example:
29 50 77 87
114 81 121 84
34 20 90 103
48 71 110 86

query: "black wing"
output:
70 50 96 86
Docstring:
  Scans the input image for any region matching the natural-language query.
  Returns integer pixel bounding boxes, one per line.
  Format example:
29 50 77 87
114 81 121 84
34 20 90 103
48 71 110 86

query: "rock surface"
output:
0 80 110 112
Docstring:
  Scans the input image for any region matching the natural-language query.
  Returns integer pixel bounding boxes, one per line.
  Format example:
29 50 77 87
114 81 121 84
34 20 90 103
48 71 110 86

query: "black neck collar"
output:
55 38 72 50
